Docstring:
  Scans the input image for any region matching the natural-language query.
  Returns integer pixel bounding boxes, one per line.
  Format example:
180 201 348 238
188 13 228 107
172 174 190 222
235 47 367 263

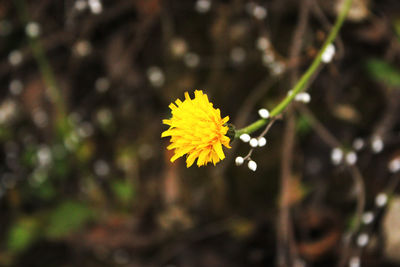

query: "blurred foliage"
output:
6 201 95 254
366 58 400 87
45 200 94 238
7 217 39 253
111 180 135 206
394 18 400 40
0 0 400 266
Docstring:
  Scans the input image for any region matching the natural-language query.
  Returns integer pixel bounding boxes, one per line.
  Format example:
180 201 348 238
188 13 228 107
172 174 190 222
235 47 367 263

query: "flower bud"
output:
235 156 244 166
258 108 270 119
258 137 267 147
240 134 251 143
248 160 257 171
249 138 258 148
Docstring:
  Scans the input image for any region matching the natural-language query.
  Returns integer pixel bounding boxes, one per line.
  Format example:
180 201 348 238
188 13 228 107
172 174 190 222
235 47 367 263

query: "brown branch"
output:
277 0 312 266
277 110 297 267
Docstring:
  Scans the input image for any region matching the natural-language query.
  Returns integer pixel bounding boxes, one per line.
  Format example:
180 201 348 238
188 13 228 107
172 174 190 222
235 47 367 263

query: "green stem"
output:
235 0 353 138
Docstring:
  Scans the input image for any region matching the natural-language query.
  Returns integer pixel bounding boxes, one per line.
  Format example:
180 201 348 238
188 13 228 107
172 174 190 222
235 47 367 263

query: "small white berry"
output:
388 157 400 173
345 151 357 165
240 134 251 143
95 77 110 93
321 43 335 63
331 148 343 165
349 256 361 267
301 93 311 103
25 22 41 38
270 62 285 75
352 138 364 151
258 137 267 147
362 211 374 225
262 52 275 65
9 79 23 95
371 136 384 153
375 193 388 207
74 0 88 11
147 66 165 87
294 92 311 103
183 52 200 68
94 159 110 177
235 156 244 166
356 233 369 247
230 47 246 64
195 0 211 13
253 6 267 20
258 108 270 119
248 160 257 171
256 37 270 50
89 0 103 14
8 50 23 66
250 138 258 148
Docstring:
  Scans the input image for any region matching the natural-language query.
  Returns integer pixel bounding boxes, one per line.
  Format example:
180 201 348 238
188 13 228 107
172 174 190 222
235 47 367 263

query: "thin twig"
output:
235 78 280 129
258 116 279 138
242 118 279 161
298 104 342 148
242 149 253 161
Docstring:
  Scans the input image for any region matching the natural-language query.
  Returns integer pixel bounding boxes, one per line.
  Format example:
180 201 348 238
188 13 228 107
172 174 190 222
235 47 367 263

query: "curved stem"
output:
235 0 353 138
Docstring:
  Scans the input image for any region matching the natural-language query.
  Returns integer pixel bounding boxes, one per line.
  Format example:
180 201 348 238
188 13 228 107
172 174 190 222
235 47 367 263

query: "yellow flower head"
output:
162 90 231 167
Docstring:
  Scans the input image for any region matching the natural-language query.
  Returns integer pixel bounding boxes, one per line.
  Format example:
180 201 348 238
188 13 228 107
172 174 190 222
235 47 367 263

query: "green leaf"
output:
45 201 93 238
393 18 400 40
111 180 135 205
366 59 400 87
7 217 39 252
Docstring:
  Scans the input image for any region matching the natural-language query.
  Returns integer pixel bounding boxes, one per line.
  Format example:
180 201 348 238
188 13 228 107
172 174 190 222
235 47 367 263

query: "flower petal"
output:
213 142 225 160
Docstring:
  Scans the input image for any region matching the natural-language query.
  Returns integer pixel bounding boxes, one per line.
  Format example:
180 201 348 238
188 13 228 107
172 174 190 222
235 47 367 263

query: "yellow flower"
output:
162 90 231 167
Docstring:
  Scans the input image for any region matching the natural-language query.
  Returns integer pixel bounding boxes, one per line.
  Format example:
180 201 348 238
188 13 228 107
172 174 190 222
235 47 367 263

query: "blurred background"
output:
1 0 400 266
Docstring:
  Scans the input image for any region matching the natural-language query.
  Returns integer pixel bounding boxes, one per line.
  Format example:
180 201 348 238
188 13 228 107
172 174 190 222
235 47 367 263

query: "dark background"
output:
1 0 400 266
